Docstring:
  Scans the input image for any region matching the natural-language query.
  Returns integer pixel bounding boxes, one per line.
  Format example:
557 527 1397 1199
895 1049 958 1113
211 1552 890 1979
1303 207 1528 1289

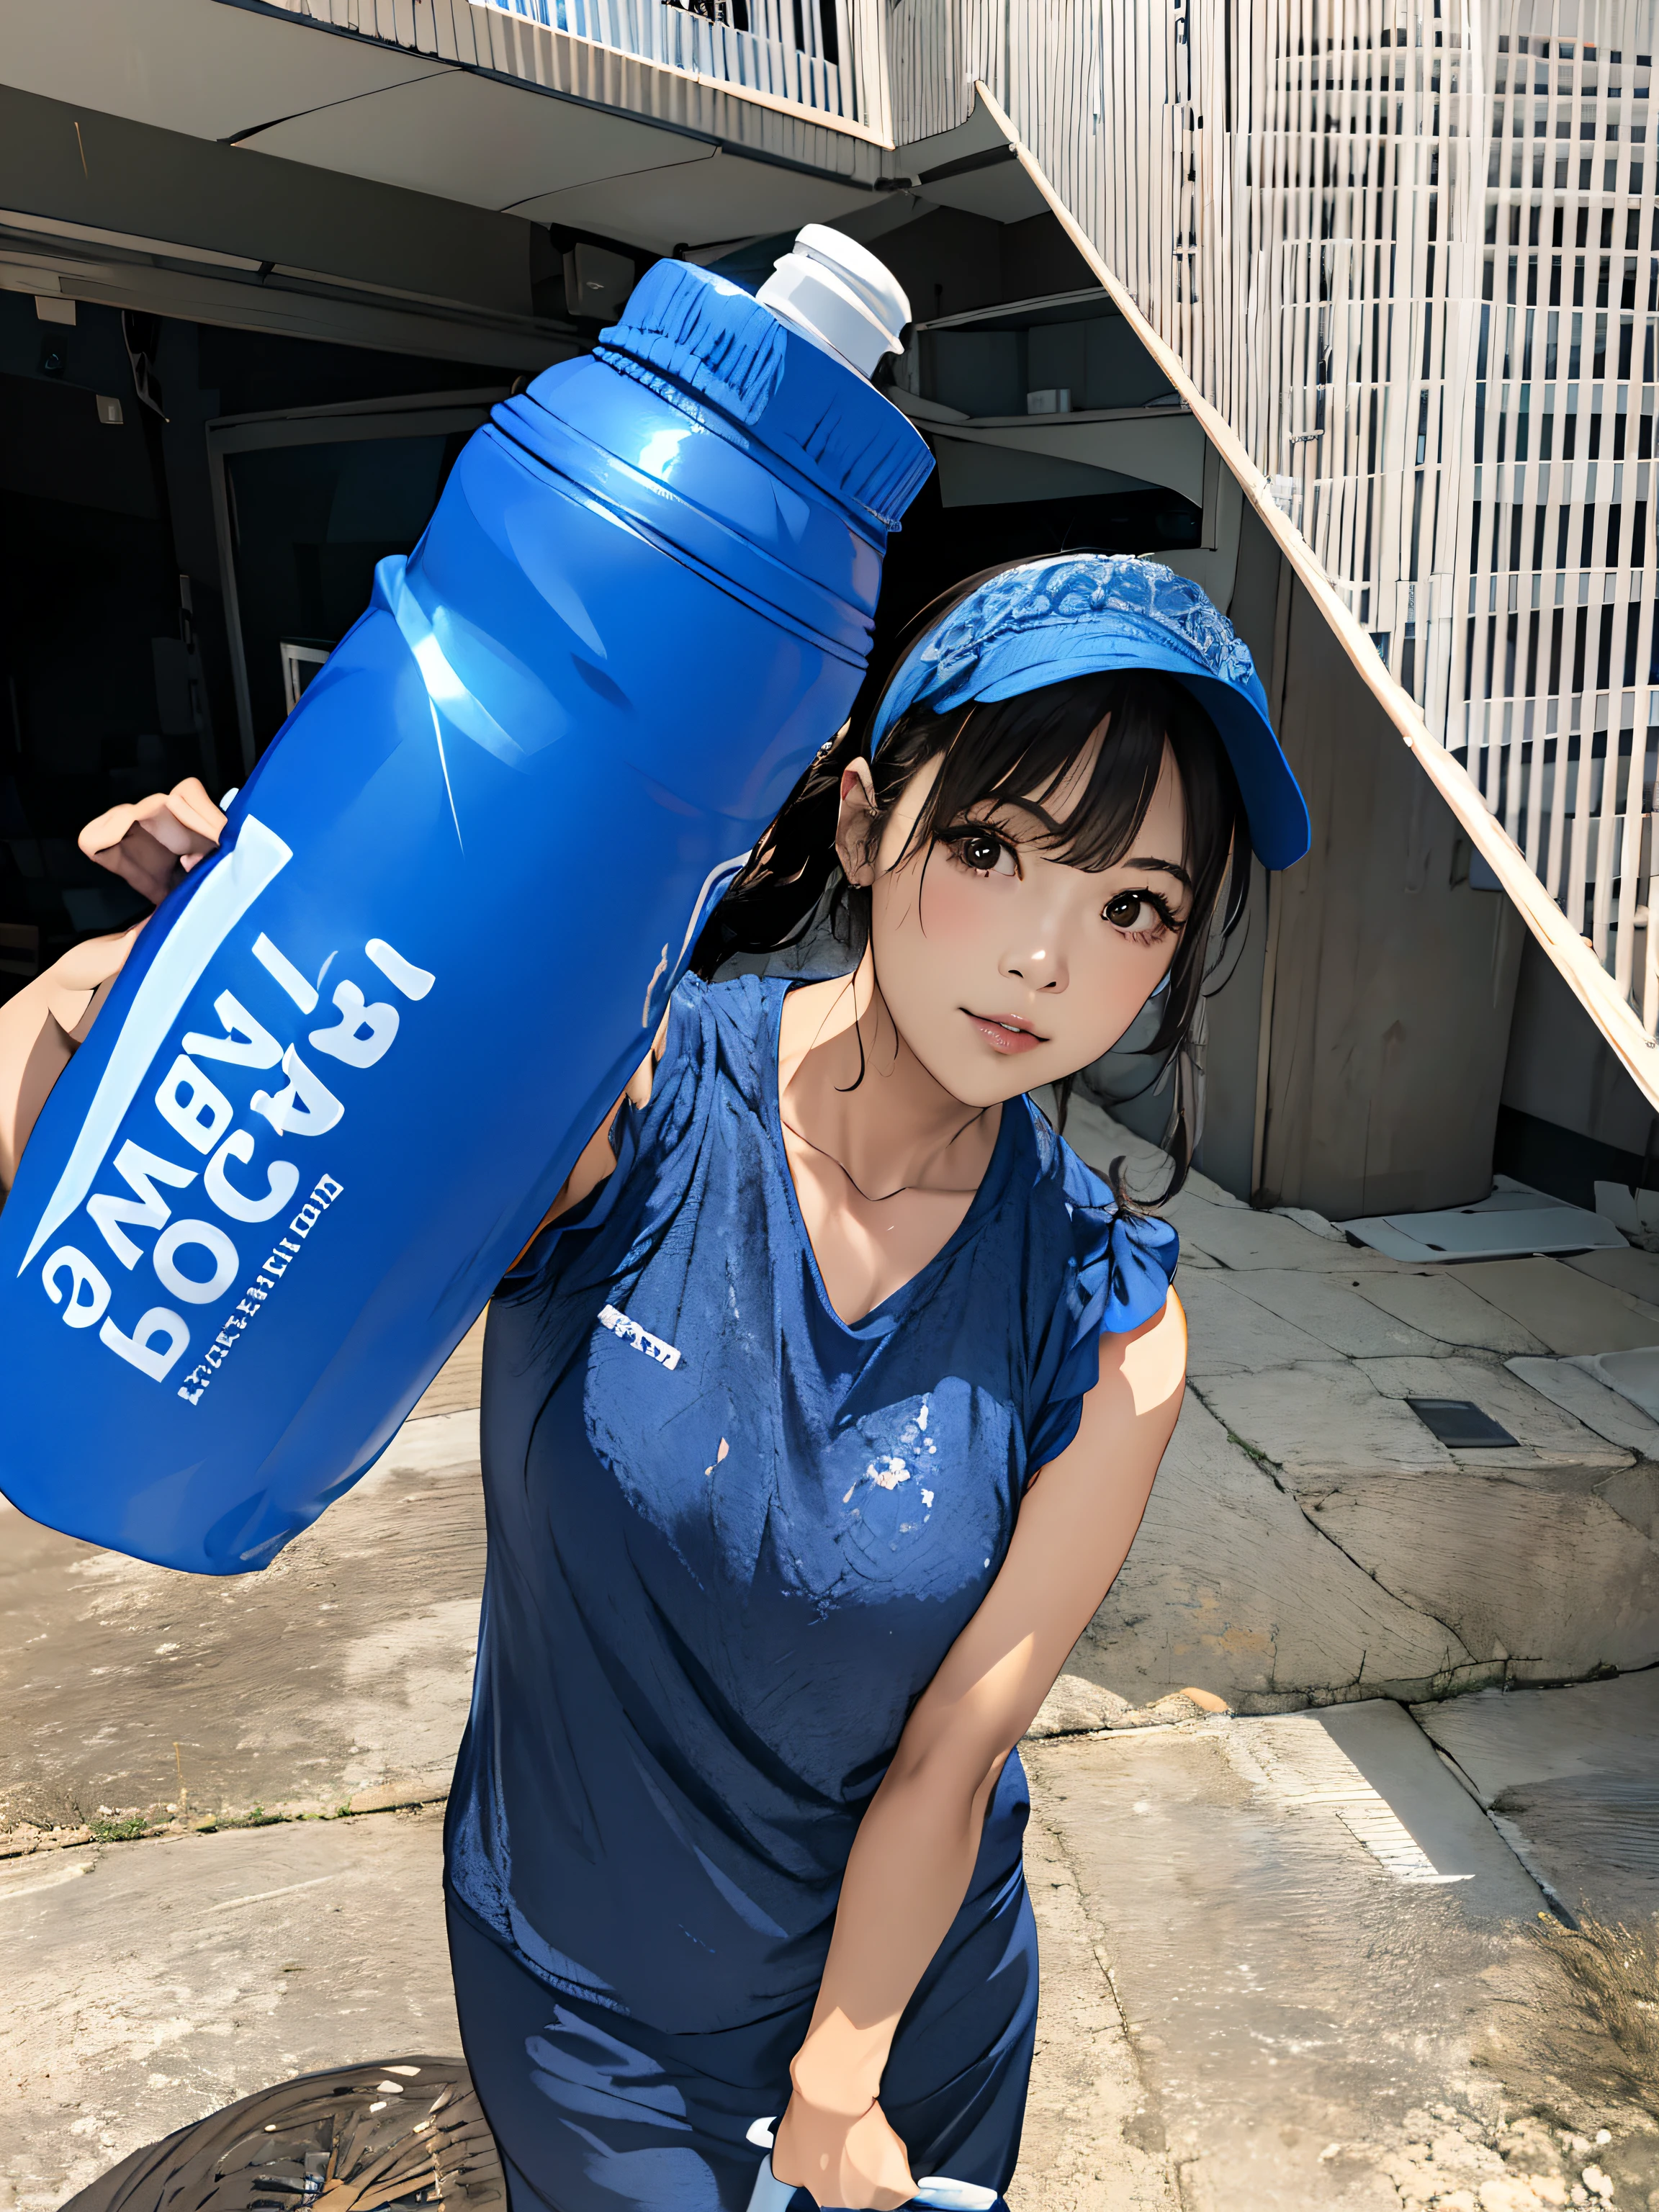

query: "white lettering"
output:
156 1056 233 1156
365 938 434 1000
252 932 318 1015
153 1220 240 1305
100 1306 189 1381
205 1130 299 1223
87 1141 197 1269
597 1303 682 1370
308 979 399 1069
42 1245 111 1329
182 990 284 1069
251 1047 343 1139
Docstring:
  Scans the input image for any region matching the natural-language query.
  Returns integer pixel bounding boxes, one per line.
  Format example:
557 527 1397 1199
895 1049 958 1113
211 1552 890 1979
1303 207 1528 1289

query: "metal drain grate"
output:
62 2056 501 2212
1406 1397 1518 1448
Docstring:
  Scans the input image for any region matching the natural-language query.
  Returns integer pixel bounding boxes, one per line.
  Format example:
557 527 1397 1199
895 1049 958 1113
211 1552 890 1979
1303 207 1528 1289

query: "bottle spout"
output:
756 224 910 379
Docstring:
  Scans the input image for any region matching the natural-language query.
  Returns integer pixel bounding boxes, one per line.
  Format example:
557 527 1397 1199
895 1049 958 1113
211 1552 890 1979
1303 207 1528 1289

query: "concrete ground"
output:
0 1807 459 2205
1060 1100 1659 1717
7 1246 1659 2210
0 1328 486 1843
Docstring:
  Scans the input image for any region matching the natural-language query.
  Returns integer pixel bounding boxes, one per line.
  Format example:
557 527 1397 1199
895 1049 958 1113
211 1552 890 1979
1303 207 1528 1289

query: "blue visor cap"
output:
868 555 1311 871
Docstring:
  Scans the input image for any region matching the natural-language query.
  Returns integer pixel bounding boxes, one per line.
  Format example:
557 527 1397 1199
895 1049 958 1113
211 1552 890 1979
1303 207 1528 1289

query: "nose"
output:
1000 941 1068 992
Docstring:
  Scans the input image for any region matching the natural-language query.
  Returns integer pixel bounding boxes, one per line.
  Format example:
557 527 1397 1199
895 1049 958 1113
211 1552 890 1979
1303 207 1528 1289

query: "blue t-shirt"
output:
445 974 1176 2036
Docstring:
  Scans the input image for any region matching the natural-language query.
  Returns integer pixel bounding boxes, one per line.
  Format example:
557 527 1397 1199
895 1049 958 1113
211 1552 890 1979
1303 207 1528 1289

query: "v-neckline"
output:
765 981 1018 1336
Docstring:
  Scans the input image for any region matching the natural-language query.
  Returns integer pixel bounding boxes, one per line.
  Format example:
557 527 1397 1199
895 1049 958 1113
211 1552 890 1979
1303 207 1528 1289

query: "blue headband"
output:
868 555 1310 872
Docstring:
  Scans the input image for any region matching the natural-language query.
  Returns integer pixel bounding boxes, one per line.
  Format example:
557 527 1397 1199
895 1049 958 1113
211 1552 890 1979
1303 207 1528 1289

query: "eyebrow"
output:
1124 854 1194 893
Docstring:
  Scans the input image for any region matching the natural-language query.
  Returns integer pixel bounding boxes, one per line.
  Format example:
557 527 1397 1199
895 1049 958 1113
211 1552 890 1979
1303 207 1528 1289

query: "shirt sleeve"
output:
497 976 706 1299
1025 1142 1180 1473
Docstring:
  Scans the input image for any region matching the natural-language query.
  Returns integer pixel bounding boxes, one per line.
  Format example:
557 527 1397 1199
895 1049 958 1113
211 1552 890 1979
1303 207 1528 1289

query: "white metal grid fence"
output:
892 0 1659 1034
269 0 871 134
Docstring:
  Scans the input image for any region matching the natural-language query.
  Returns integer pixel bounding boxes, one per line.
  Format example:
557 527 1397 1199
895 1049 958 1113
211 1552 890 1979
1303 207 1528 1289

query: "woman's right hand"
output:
770 2090 917 2211
78 775 227 905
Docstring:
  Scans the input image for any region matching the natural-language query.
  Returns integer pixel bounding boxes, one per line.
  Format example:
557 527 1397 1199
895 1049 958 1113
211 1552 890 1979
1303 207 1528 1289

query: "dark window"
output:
1607 505 1623 562
1532 508 1547 568
1572 605 1588 690
1548 607 1565 691
1625 603 1642 685
1633 503 1649 567
1525 609 1541 693
1597 603 1615 689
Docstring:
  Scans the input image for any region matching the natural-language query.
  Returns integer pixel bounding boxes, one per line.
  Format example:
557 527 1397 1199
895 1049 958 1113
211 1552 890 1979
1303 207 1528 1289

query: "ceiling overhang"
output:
2 0 890 258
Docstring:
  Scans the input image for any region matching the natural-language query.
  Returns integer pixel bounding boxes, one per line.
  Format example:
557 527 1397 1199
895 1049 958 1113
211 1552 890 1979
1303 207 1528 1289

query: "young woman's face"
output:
839 733 1195 1108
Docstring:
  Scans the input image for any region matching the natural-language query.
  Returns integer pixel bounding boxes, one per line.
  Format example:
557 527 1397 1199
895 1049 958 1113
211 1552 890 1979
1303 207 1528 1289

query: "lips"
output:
963 1010 1046 1056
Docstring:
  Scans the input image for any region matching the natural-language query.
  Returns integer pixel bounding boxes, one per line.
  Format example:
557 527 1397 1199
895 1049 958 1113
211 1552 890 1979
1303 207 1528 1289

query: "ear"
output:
833 758 880 887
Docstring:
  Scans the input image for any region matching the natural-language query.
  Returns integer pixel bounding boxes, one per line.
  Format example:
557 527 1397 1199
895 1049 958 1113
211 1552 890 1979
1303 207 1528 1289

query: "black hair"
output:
691 566 1250 1203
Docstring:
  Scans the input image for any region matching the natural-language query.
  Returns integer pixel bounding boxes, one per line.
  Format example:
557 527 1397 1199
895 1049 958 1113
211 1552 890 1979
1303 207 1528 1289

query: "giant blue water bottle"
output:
0 230 930 1574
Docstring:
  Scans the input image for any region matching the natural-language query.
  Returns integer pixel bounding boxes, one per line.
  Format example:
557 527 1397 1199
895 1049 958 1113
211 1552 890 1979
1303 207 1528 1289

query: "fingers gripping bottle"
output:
0 230 930 1574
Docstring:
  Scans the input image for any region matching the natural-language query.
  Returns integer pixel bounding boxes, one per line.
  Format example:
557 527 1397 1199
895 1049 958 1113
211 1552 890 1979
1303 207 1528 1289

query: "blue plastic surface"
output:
0 261 931 1575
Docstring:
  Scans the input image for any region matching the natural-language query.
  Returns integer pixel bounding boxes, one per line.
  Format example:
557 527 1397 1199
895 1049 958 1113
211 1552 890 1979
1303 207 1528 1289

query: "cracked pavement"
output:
6 1146 1659 2207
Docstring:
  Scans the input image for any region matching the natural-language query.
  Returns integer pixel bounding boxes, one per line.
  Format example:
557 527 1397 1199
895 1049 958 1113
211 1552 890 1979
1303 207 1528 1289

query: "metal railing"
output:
281 0 875 134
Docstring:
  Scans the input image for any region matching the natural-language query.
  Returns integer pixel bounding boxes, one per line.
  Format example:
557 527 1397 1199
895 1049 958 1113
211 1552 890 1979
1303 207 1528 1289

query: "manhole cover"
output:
62 2056 503 2212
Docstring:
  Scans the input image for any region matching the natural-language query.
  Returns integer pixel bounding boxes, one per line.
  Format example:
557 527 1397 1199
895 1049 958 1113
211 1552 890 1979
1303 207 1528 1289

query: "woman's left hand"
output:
771 2090 917 2211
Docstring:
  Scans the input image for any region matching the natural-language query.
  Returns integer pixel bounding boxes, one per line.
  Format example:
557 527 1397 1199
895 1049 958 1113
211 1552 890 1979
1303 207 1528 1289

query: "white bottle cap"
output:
755 224 910 379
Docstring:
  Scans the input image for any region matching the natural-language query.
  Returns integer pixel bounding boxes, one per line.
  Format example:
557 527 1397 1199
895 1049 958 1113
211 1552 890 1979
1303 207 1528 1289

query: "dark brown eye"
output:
1105 891 1148 928
960 831 1005 872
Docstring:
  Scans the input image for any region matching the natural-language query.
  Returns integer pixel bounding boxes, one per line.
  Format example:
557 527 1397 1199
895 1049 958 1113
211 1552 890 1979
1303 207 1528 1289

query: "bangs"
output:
884 671 1200 877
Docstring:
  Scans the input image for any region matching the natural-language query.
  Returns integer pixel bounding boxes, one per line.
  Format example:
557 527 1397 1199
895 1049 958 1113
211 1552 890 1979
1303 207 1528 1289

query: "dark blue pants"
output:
446 1869 1035 2212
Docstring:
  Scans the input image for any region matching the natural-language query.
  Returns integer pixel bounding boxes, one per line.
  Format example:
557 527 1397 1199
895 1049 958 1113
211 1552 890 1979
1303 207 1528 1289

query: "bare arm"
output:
0 779 225 1193
771 1290 1188 2210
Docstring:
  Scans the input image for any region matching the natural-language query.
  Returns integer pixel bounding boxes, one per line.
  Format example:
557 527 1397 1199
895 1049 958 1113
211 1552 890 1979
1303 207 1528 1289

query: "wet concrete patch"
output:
1413 1673 1659 1925
1026 1718 1541 2209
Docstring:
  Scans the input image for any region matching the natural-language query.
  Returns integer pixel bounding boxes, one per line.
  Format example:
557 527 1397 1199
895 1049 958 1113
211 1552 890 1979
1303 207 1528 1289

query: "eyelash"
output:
942 827 1180 944
941 824 1017 877
1103 889 1179 944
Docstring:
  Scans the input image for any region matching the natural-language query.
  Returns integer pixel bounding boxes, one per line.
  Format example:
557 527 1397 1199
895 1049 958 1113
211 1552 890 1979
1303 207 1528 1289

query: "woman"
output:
3 554 1308 2212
